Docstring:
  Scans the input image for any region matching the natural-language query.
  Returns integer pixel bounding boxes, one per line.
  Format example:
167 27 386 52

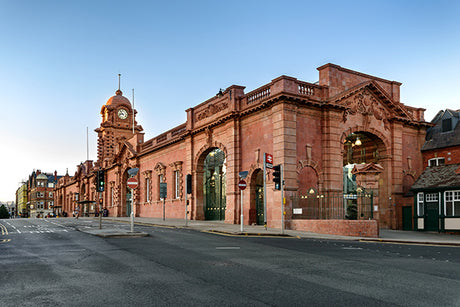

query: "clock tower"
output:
95 89 143 165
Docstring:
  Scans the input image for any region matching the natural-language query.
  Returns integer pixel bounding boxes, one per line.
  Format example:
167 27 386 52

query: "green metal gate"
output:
255 185 264 225
204 149 226 220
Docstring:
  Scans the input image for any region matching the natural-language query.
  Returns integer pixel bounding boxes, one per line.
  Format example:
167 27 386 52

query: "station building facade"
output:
55 64 429 235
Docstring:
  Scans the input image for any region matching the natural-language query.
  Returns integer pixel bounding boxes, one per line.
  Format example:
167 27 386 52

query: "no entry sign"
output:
127 177 138 189
238 180 247 190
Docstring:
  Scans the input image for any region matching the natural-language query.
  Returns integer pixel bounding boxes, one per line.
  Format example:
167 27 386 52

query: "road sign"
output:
239 171 248 179
238 180 247 190
160 182 167 198
127 177 138 189
265 153 273 169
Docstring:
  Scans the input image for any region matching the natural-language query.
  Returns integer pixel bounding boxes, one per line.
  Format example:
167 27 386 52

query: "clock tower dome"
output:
95 89 143 165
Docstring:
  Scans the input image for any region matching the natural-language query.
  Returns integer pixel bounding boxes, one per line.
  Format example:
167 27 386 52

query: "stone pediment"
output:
112 141 137 165
333 81 414 124
351 163 384 174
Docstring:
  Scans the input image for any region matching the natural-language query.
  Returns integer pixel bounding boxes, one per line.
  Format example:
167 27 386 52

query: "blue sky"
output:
1 0 459 201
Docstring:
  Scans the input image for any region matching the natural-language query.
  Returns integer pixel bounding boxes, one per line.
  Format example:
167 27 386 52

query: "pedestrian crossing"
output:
0 220 70 235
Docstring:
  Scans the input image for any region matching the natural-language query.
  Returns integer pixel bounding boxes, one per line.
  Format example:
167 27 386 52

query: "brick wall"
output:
290 219 379 238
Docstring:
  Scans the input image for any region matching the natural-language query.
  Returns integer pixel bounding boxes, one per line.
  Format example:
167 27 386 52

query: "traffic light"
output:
273 164 282 190
186 174 192 194
97 170 105 192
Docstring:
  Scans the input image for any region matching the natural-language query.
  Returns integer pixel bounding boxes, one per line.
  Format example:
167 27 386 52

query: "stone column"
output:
225 119 240 224
321 109 343 192
271 101 297 228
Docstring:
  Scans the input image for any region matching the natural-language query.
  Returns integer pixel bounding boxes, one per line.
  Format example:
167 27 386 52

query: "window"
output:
174 171 180 199
426 193 438 202
49 192 53 198
48 183 54 188
442 118 452 132
428 157 445 167
49 201 54 207
145 178 150 202
444 191 460 216
417 193 424 216
110 187 114 207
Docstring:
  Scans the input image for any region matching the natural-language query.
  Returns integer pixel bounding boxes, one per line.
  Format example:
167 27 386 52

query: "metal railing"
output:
291 190 373 220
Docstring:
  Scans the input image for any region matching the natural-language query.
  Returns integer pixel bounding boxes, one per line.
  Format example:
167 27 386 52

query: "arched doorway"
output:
249 169 264 225
343 132 386 220
203 148 226 220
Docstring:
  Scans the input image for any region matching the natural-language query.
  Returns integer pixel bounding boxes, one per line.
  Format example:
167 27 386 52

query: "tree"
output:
0 205 10 219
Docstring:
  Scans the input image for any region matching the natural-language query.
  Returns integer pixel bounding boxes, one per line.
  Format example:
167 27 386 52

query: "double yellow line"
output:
0 223 10 244
0 223 8 235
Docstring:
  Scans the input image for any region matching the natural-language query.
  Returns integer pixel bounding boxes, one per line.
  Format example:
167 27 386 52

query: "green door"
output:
256 185 264 225
402 206 412 230
425 202 439 231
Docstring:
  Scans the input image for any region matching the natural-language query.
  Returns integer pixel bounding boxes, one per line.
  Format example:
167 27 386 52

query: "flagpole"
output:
132 88 135 134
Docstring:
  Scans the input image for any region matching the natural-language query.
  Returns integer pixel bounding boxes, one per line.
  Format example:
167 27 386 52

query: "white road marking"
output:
215 247 241 250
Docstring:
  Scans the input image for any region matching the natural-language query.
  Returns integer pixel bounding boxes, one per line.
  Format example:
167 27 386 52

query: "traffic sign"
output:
239 171 248 179
265 153 273 169
127 177 138 189
238 180 247 190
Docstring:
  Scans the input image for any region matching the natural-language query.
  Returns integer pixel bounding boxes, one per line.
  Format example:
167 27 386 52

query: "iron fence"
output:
291 190 374 220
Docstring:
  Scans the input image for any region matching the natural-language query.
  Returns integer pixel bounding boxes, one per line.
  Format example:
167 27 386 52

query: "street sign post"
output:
238 179 247 232
160 182 167 220
127 168 139 233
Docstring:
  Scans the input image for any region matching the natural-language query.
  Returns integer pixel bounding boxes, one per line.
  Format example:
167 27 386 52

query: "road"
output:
1 218 459 306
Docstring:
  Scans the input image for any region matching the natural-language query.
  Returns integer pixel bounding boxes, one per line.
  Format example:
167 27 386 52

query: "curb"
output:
359 238 460 247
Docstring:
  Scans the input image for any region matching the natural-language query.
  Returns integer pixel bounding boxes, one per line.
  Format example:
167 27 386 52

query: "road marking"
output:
0 223 8 235
216 246 241 250
359 240 460 248
0 239 11 244
342 247 363 250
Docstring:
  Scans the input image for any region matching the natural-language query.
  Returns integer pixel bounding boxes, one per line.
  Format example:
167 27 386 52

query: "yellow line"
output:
0 223 8 235
0 239 11 244
201 230 296 238
359 239 460 248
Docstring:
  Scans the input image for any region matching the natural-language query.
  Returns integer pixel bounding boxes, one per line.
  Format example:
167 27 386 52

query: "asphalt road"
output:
1 218 459 307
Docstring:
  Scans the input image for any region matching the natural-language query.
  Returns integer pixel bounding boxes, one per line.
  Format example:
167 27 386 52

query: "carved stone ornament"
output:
169 161 183 171
154 162 166 179
342 89 390 130
195 101 229 122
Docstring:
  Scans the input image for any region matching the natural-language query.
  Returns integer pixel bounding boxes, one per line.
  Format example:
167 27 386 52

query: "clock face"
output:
118 109 128 119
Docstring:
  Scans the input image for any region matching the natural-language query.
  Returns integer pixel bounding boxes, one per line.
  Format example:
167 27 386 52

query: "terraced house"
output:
54 64 430 237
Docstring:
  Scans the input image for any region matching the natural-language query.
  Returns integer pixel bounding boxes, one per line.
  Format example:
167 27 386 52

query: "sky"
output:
1 0 459 201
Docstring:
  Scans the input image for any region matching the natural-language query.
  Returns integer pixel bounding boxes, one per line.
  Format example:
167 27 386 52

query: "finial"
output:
118 73 121 91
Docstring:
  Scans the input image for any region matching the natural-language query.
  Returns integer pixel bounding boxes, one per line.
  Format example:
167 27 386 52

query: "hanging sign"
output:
265 153 273 169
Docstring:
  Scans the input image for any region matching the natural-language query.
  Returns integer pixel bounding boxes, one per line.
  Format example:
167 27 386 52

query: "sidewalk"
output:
80 217 460 246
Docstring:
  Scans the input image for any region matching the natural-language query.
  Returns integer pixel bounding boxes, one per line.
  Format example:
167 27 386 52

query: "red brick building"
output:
55 64 429 236
411 109 460 232
28 170 60 217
